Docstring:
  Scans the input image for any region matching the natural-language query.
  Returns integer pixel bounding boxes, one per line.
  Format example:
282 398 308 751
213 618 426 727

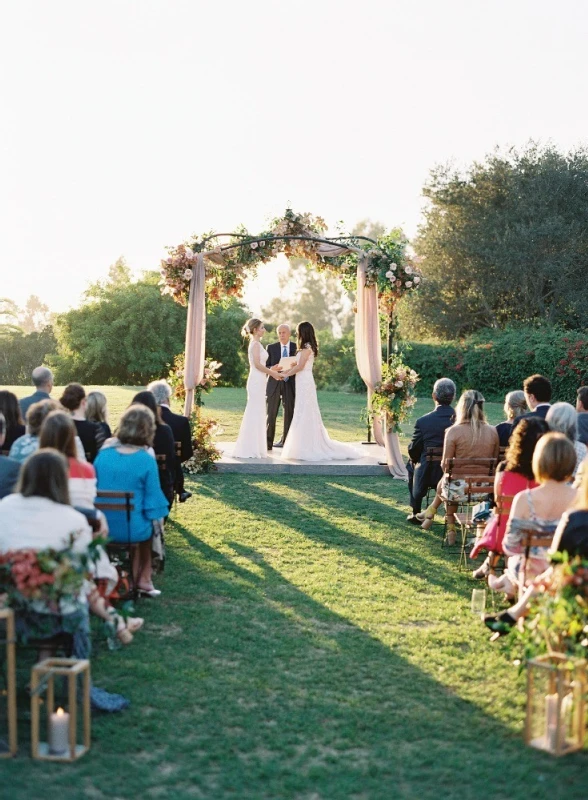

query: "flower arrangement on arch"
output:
159 209 423 309
168 354 222 406
371 357 419 433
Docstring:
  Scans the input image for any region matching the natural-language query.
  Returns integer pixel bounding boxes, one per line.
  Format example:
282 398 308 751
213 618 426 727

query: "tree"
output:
0 326 56 384
205 298 249 386
18 295 52 334
400 143 588 339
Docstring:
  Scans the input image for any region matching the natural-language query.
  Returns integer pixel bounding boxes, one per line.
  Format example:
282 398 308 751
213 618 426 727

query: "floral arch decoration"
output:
160 209 422 478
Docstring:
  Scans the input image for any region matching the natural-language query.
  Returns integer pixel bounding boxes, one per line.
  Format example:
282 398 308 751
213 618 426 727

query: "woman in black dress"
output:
0 390 25 452
59 383 105 462
131 391 176 508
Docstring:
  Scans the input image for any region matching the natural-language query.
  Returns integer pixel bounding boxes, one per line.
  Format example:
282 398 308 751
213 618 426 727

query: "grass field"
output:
4 386 584 799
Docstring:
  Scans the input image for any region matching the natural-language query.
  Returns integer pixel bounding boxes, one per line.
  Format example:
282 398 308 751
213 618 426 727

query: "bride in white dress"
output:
233 318 283 459
280 322 361 462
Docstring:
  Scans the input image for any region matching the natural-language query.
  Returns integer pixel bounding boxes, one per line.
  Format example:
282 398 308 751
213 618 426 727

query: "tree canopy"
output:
399 143 588 339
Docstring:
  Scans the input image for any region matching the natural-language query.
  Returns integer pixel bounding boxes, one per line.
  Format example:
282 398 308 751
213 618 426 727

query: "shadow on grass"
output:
190 475 464 598
159 524 587 800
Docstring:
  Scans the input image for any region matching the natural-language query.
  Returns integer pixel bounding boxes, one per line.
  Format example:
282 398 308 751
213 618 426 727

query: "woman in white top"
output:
0 449 141 646
233 318 283 459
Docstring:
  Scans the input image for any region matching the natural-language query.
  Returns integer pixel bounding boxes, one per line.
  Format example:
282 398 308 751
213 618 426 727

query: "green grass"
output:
6 386 576 800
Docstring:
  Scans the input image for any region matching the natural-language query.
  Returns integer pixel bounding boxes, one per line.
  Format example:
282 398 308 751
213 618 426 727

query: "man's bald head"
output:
32 366 53 391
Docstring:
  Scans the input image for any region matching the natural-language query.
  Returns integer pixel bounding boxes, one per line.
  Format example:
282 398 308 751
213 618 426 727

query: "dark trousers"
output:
267 383 295 447
174 456 185 497
407 461 424 514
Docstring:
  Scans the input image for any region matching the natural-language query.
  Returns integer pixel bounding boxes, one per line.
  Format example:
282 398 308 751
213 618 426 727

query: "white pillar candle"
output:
49 707 70 755
545 693 559 751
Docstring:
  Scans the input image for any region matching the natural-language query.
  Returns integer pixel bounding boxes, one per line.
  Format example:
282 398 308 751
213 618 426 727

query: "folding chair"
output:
455 474 496 571
518 526 555 596
442 456 498 557
95 490 136 599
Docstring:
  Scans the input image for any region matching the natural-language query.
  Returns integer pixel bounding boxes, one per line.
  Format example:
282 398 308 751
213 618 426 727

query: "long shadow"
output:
190 475 464 597
155 525 586 799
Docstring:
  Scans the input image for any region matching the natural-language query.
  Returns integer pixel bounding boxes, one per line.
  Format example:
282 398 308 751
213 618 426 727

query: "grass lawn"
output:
5 386 584 799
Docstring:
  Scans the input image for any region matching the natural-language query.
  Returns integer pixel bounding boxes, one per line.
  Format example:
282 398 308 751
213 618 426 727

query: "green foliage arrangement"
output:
403 325 588 401
371 357 419 432
183 412 222 475
509 555 588 662
409 143 588 338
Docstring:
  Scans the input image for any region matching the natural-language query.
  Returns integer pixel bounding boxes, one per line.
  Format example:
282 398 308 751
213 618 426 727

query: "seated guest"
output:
513 374 552 427
576 386 588 446
406 378 456 524
471 417 548 578
495 390 527 447
86 391 112 440
546 402 587 477
148 379 193 502
488 433 577 598
9 398 60 463
132 391 176 507
19 366 54 417
0 391 25 452
59 383 105 463
39 411 97 509
484 438 581 635
0 450 141 650
94 405 169 597
420 390 500 544
0 413 20 498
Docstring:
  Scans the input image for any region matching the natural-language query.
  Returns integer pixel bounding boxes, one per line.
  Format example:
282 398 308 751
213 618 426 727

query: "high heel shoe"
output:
483 610 516 637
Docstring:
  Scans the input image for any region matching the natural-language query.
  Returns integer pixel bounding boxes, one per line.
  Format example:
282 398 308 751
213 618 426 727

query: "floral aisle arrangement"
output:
182 411 222 475
509 555 588 662
168 354 222 406
159 209 422 311
371 357 419 433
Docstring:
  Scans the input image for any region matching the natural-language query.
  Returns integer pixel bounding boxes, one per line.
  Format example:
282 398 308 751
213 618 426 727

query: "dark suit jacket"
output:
578 412 588 445
160 405 193 462
19 390 51 418
0 455 20 499
408 404 456 501
512 404 551 430
266 341 297 397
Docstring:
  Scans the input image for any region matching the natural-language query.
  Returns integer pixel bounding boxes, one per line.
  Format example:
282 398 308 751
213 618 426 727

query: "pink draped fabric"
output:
183 252 206 417
355 256 408 480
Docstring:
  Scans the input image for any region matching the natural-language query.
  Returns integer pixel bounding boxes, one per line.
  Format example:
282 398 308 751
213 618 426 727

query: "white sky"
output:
1 0 588 314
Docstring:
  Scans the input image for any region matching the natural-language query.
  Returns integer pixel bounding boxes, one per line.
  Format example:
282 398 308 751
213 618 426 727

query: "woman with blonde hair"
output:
495 390 527 447
420 390 500 543
86 391 112 441
233 318 284 459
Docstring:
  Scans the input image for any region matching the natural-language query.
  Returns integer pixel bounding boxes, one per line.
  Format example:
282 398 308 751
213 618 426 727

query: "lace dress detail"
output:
503 489 559 585
281 345 361 462
233 341 268 459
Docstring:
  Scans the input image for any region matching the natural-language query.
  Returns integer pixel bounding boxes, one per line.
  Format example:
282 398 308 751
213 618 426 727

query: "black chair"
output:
95 490 136 600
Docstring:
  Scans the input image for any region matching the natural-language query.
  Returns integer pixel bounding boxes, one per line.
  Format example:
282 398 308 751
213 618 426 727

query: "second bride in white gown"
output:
281 322 361 462
233 318 283 459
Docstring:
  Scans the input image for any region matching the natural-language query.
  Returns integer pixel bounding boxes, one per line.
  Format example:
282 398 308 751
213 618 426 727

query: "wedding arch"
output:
159 209 422 478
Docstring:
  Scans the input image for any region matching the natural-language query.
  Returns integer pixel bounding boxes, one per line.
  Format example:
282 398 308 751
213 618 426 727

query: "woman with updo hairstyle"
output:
59 383 105 462
94 404 169 597
420 389 500 543
0 390 25 452
86 391 112 440
233 318 283 459
495 390 528 447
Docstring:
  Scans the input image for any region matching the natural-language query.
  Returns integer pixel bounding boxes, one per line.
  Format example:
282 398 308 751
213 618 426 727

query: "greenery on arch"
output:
159 209 422 318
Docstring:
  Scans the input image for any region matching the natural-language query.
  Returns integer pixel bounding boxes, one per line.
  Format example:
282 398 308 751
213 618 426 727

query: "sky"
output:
2 0 588 315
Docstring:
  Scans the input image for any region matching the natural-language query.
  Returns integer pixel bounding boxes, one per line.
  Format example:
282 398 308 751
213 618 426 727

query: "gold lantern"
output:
30 658 91 761
0 608 17 757
525 654 586 756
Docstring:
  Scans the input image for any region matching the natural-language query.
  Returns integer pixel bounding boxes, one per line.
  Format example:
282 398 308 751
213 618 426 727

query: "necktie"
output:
282 344 289 381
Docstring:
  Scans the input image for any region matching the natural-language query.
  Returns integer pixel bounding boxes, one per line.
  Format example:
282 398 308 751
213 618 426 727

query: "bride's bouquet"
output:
371 358 419 433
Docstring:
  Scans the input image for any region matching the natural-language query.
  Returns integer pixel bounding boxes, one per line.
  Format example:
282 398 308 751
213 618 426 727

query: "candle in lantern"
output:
545 693 559 751
49 707 70 755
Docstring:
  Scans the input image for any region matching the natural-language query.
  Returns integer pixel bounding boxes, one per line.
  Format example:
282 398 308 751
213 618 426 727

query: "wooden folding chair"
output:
424 446 443 506
454 474 496 570
442 456 498 557
518 526 555 596
95 490 136 599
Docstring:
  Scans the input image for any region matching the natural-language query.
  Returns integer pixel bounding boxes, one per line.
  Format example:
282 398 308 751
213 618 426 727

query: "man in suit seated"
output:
19 366 54 417
406 378 456 524
0 413 21 499
513 374 552 430
148 380 193 503
576 386 588 446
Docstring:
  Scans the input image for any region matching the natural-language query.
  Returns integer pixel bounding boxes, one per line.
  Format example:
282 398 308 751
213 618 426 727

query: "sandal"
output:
483 610 516 637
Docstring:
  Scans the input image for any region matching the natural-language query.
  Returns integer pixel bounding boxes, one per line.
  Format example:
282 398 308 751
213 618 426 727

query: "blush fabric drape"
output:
182 252 206 417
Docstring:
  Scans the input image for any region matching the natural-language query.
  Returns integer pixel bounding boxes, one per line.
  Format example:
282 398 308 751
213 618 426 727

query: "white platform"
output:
215 441 390 475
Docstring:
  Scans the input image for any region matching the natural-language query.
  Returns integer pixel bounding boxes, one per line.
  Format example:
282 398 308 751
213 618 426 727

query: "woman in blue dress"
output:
95 405 169 597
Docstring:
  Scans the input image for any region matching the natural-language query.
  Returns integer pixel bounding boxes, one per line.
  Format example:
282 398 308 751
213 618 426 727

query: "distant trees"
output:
0 296 56 384
399 143 588 340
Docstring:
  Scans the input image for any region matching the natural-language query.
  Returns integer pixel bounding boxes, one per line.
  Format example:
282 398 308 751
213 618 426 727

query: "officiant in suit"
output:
266 323 296 450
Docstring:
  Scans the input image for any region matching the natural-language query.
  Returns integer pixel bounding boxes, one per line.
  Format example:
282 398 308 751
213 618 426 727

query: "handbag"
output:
472 501 492 523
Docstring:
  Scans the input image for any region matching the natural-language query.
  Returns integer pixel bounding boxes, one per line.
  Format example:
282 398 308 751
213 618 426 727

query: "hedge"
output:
401 326 588 403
